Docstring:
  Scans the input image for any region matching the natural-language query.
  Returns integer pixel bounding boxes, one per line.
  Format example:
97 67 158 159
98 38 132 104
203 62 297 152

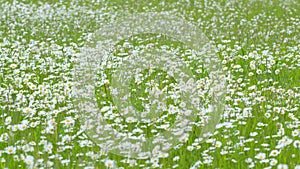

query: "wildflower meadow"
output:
0 0 299 169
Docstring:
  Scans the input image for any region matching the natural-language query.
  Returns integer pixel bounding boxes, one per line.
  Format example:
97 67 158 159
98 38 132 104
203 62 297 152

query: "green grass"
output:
0 0 299 168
